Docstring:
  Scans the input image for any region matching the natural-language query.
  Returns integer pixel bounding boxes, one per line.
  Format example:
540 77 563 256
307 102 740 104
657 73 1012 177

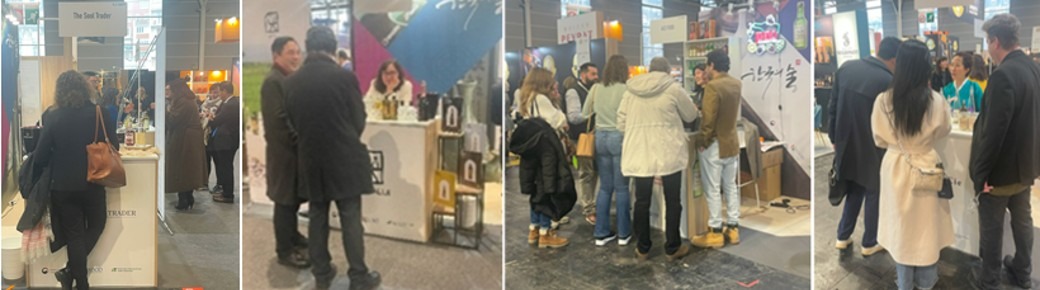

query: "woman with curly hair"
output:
33 70 118 290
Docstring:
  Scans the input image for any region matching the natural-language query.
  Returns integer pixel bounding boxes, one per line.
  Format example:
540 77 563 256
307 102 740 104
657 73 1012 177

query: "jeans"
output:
213 149 238 199
274 202 308 258
633 171 682 255
529 209 552 230
593 130 630 238
836 181 879 247
52 188 107 290
977 188 1033 289
895 263 938 290
699 140 740 229
576 155 598 216
309 196 369 280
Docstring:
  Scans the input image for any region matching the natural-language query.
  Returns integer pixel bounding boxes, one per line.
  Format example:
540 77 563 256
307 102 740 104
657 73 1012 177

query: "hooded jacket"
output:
618 72 699 177
509 115 576 220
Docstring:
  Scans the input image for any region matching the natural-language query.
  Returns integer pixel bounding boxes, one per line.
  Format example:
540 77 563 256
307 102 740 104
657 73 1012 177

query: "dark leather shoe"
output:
55 268 72 290
1004 255 1033 289
278 252 311 269
315 264 337 289
349 271 382 290
212 195 234 203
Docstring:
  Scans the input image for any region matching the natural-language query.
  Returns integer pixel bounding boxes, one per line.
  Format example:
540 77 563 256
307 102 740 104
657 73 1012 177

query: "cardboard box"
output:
741 148 783 202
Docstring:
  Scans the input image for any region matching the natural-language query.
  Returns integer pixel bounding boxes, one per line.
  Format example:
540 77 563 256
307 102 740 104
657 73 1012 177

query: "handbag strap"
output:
94 105 111 144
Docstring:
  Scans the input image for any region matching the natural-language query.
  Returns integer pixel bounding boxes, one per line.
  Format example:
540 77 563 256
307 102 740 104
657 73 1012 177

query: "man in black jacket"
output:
828 37 901 257
261 36 310 268
971 13 1040 290
209 81 240 203
285 26 381 290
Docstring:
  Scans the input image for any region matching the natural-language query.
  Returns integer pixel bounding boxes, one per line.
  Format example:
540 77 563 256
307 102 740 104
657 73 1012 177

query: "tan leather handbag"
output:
87 106 126 187
575 116 595 158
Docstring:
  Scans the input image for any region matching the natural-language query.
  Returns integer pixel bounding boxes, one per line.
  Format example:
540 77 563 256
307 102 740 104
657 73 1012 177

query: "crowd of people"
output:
165 78 240 210
508 49 745 260
828 13 1040 290
259 26 382 290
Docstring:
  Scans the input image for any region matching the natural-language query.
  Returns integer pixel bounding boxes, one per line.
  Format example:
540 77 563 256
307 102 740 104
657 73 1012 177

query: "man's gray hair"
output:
649 57 671 73
983 13 1021 50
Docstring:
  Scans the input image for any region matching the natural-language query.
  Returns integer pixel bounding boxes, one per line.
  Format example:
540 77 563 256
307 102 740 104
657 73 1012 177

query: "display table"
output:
934 129 978 255
28 154 158 288
332 120 438 242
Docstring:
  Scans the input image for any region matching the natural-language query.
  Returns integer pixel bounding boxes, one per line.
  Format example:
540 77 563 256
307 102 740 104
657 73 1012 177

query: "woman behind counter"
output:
942 52 985 111
33 70 118 290
165 78 208 210
363 59 413 111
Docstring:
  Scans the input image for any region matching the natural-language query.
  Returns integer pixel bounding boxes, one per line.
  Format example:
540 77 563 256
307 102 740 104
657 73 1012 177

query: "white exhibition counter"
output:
28 154 158 288
331 120 439 242
934 129 979 255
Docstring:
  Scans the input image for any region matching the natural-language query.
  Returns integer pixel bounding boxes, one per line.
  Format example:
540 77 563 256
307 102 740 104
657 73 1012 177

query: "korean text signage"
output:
59 2 128 37
557 11 603 44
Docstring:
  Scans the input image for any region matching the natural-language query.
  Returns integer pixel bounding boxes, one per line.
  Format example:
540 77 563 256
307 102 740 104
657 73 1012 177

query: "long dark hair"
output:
374 60 404 94
933 56 948 76
600 55 629 86
970 54 989 81
54 70 93 109
890 40 933 137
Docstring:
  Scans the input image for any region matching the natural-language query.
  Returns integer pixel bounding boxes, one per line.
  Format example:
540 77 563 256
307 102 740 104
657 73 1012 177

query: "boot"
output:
691 227 724 249
527 228 539 245
538 229 569 248
724 224 740 245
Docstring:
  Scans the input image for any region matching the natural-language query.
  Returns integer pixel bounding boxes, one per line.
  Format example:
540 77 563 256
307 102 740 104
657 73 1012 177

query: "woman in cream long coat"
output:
871 39 953 290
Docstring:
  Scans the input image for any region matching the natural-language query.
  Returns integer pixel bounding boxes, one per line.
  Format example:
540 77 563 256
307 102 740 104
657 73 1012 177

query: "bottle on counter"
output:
958 100 970 131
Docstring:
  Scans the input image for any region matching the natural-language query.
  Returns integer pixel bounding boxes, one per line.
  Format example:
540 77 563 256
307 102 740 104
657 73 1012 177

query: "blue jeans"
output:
699 140 740 229
895 263 938 290
836 182 879 247
593 130 630 238
530 209 552 230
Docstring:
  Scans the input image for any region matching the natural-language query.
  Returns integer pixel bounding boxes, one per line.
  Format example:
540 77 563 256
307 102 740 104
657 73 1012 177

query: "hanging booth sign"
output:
557 11 603 44
746 15 785 55
650 15 687 45
58 2 128 37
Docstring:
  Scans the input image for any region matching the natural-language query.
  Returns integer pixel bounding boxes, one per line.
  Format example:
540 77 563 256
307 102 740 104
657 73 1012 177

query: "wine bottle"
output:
794 1 808 49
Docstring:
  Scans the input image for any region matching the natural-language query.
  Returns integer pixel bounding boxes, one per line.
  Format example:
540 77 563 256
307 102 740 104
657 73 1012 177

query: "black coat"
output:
34 105 118 191
207 96 240 151
285 55 374 202
17 152 50 232
509 116 576 220
261 67 302 204
828 56 890 193
970 50 1040 192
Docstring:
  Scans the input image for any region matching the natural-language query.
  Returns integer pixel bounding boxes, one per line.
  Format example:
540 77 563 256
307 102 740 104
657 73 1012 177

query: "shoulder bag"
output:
884 97 950 198
87 105 127 187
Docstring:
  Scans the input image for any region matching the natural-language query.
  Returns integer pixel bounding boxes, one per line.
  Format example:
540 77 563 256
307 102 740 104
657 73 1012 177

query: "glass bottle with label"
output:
794 1 808 49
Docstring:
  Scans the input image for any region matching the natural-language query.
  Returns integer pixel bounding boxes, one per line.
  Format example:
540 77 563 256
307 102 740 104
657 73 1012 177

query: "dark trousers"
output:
213 149 237 199
836 182 879 247
205 150 216 186
977 188 1033 289
274 202 308 258
309 196 369 280
52 188 107 290
633 171 682 255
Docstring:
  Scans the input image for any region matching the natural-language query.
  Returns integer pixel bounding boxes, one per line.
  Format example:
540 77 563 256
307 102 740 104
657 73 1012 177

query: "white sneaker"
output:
618 235 632 246
594 233 616 246
861 245 885 256
835 239 852 250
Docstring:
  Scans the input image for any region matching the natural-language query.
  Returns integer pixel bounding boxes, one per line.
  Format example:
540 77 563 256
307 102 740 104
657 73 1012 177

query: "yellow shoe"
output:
538 230 570 248
528 228 539 245
724 226 740 245
691 229 724 249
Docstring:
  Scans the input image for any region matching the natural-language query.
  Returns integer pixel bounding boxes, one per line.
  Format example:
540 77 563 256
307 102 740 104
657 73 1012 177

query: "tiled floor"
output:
814 153 1040 289
504 167 810 289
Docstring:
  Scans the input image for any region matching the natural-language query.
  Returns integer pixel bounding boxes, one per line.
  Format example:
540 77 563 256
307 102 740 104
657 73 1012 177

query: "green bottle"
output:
794 1 808 49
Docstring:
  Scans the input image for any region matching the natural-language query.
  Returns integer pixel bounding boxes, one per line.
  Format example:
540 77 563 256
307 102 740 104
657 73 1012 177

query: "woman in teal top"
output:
942 52 984 111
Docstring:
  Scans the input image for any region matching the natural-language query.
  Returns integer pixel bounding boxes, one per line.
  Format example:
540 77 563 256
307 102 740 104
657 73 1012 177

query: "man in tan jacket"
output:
692 49 742 249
